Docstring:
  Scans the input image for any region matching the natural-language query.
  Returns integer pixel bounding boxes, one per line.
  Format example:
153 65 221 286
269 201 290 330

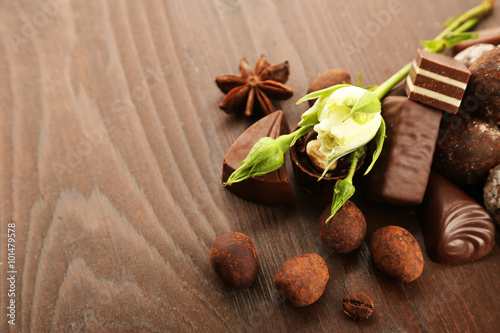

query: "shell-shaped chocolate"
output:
210 232 260 288
422 171 496 264
484 164 500 226
274 253 329 307
433 202 495 264
370 226 424 283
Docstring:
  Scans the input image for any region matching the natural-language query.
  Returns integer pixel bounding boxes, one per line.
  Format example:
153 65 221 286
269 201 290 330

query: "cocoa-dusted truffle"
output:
274 253 329 307
433 115 500 189
318 200 366 253
210 232 260 288
484 164 500 226
462 47 500 125
370 226 424 283
306 69 351 106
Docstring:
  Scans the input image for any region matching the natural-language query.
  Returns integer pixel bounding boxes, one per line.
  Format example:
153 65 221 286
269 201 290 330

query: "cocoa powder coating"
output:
370 226 424 283
210 232 260 288
274 253 329 307
318 200 366 253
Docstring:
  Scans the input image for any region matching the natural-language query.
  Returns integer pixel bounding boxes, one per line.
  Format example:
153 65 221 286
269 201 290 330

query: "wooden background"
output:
1 0 499 332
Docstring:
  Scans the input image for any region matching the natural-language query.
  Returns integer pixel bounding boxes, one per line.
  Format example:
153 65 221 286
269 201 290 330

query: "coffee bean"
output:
342 292 374 320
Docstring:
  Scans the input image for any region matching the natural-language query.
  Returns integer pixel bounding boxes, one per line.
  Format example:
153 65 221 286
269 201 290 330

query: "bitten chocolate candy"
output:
370 226 424 283
210 232 260 288
433 115 500 188
222 110 294 206
484 165 500 226
289 129 365 195
453 25 500 53
364 96 442 206
274 254 329 307
406 49 471 114
318 200 366 253
422 171 495 264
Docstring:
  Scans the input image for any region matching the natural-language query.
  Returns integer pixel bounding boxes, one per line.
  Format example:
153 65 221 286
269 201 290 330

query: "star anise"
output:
215 55 294 117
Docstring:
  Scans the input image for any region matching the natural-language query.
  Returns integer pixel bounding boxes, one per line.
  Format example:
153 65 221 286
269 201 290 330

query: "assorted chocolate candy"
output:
433 115 500 189
364 96 442 206
221 110 295 206
422 172 495 264
406 49 471 114
462 47 500 125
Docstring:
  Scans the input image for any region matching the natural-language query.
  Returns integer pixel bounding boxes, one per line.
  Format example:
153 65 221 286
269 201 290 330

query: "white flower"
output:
313 86 382 157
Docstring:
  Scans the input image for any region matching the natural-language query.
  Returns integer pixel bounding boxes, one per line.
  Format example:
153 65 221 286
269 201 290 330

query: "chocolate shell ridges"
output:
439 202 496 263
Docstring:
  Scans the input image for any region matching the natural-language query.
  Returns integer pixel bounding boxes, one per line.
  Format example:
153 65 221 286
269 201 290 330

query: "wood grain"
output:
1 0 499 332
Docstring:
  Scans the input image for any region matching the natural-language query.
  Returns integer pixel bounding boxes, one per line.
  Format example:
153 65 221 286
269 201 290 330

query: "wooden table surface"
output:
1 0 499 332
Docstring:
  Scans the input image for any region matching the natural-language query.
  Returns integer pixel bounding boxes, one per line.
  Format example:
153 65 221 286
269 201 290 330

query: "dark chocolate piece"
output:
364 96 442 206
222 110 294 206
422 171 495 264
406 49 471 114
289 129 364 195
484 164 500 226
453 25 500 53
462 48 500 125
433 115 500 189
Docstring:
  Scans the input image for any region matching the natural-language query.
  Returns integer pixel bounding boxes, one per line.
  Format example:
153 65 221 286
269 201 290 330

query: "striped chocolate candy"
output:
406 49 471 114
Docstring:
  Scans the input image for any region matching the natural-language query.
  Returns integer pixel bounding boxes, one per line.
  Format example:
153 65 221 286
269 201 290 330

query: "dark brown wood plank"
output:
1 0 499 332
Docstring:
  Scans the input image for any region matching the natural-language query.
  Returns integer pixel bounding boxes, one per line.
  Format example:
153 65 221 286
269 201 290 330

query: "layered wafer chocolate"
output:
222 110 295 206
406 49 471 114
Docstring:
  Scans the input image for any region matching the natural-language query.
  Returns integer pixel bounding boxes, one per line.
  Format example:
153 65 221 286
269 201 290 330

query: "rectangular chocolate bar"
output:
406 49 471 114
364 96 442 206
453 25 500 53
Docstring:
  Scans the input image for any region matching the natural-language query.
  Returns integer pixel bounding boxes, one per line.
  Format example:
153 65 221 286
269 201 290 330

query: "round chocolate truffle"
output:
210 232 260 288
318 200 366 253
484 164 500 226
370 226 424 283
274 253 329 307
462 47 500 125
433 116 500 189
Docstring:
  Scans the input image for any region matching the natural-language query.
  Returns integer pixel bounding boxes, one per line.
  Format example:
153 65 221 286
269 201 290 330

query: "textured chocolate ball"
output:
484 164 500 226
318 200 366 253
462 47 500 125
370 226 424 283
210 232 260 288
434 115 500 188
274 253 329 307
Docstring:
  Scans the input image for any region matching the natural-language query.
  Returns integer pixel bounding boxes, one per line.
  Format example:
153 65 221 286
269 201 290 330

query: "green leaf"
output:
364 116 386 175
422 32 479 53
318 149 357 180
345 90 381 121
351 112 376 125
324 179 356 223
357 72 363 88
421 40 444 53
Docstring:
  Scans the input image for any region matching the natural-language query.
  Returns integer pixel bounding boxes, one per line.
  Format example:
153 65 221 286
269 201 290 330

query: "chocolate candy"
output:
289 129 365 195
364 96 442 206
222 110 295 206
433 115 500 189
454 44 496 68
422 171 495 264
462 48 500 125
453 25 500 53
484 164 500 226
406 49 471 114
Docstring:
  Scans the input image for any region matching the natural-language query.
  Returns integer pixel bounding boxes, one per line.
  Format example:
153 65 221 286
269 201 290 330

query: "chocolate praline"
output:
433 115 500 189
289 129 365 195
